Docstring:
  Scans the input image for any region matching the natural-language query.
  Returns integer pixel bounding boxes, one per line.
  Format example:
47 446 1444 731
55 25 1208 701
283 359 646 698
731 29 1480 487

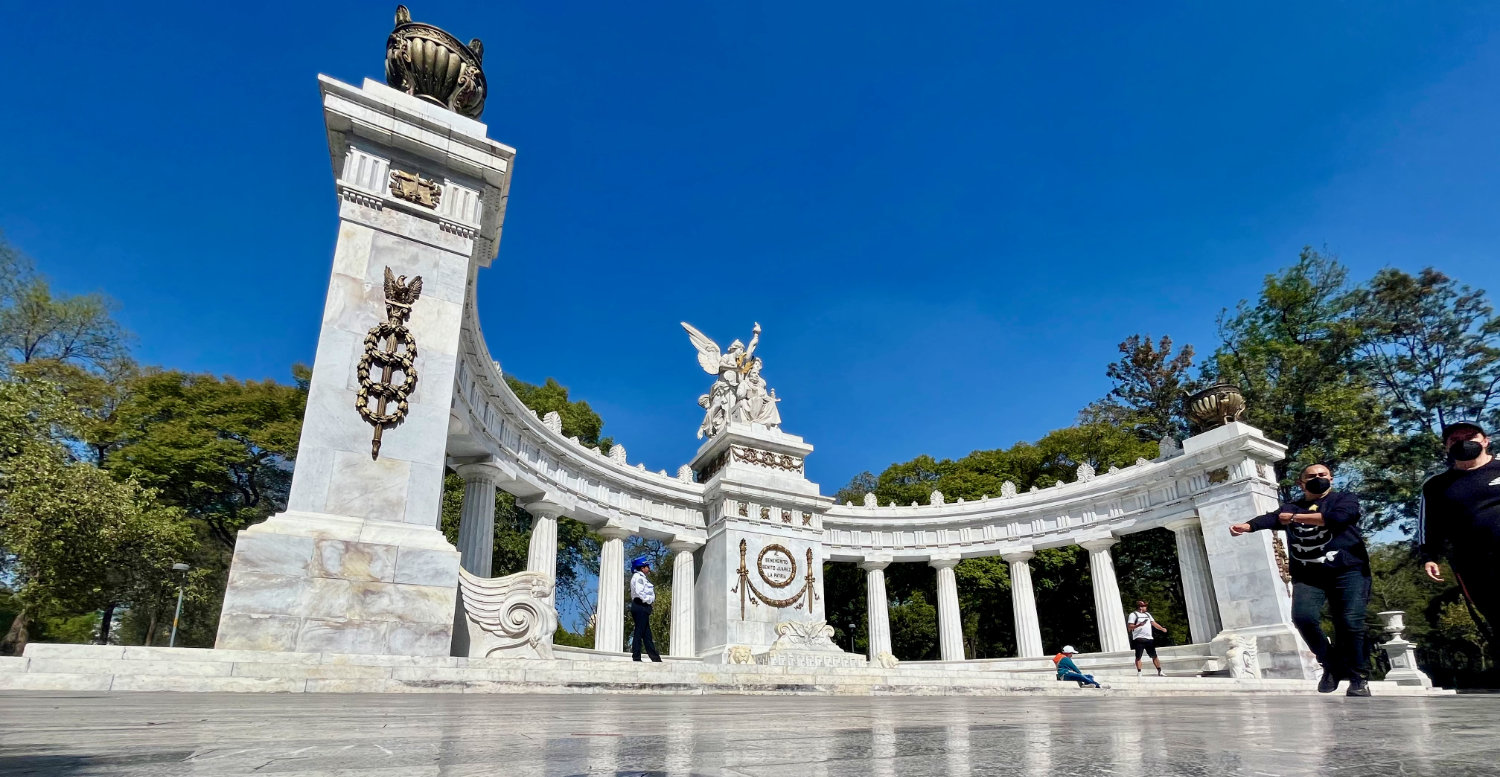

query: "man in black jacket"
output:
1418 422 1499 650
1230 463 1372 696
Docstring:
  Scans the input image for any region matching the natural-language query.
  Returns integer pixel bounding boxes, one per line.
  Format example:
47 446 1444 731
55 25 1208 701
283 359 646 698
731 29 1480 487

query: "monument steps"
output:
0 645 1449 697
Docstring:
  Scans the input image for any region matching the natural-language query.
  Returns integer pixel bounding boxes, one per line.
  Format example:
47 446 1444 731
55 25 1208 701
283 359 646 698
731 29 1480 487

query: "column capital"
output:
597 524 633 542
1164 515 1203 533
1078 536 1118 552
668 537 704 553
454 461 504 485
928 554 961 570
859 556 892 572
521 497 572 520
1000 549 1035 563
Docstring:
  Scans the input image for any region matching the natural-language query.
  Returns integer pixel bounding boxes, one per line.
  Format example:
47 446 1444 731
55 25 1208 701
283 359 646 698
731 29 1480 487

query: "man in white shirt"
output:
630 557 662 662
1126 600 1168 676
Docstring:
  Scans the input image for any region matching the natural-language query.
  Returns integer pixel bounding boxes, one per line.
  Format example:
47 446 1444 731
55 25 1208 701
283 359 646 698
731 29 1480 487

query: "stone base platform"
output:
0 644 1450 697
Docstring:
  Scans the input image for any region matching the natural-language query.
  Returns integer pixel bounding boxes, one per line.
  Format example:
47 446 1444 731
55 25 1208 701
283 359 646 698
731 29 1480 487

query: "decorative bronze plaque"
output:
355 267 423 459
1207 467 1230 485
389 169 442 208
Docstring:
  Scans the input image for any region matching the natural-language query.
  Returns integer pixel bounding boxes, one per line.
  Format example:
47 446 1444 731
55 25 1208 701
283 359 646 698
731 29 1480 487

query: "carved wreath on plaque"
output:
356 268 422 459
731 539 819 619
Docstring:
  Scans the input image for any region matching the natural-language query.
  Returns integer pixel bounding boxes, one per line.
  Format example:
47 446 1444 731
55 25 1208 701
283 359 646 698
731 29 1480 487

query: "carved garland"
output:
730 539 819 619
732 446 804 473
356 267 422 459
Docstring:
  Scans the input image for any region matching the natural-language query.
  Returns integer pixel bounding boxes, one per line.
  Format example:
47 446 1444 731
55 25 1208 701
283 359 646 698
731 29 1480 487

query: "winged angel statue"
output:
682 322 782 439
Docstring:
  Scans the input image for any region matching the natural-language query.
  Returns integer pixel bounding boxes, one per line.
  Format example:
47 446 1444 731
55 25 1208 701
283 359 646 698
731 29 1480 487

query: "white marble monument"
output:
215 8 514 656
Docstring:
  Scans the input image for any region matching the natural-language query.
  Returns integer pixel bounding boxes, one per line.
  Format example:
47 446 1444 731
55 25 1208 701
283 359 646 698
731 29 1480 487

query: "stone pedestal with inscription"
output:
215 73 515 656
691 423 845 662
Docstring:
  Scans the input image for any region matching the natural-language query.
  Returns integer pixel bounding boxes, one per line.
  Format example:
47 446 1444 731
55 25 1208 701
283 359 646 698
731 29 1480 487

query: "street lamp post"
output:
168 563 190 648
848 622 857 653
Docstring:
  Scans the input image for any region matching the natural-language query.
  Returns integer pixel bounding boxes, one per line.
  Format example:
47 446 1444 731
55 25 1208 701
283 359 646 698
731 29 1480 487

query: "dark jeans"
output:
1453 559 1500 660
630 600 660 662
1291 565 1371 680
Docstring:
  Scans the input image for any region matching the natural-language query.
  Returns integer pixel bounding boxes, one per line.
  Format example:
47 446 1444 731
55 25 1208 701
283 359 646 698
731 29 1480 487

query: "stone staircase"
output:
0 643 1451 697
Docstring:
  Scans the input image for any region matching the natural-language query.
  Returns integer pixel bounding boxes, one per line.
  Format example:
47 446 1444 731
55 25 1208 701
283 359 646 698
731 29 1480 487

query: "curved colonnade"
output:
445 295 1288 663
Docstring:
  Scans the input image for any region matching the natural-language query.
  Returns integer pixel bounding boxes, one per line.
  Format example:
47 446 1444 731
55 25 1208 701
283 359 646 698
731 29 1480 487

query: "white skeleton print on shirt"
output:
1288 522 1338 565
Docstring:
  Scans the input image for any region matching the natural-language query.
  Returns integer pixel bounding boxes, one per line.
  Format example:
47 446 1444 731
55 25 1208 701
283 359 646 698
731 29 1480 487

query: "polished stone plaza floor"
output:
0 691 1495 776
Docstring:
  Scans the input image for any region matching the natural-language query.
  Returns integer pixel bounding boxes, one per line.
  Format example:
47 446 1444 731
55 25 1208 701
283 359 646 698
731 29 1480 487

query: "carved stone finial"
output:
542 411 562 433
1159 435 1181 457
863 493 878 508
1076 462 1096 482
1001 481 1017 498
676 464 694 482
608 444 627 464
386 5 488 119
929 490 944 506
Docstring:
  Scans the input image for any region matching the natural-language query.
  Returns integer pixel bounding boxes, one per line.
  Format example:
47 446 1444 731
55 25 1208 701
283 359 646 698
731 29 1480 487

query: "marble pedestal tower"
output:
215 75 514 656
690 424 837 662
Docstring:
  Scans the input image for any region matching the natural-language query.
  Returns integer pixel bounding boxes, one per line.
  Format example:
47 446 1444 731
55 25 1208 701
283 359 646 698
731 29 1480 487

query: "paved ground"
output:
0 692 1495 776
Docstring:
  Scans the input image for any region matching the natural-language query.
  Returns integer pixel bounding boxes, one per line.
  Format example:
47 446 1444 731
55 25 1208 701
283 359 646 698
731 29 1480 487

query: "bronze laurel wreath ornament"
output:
356 267 423 459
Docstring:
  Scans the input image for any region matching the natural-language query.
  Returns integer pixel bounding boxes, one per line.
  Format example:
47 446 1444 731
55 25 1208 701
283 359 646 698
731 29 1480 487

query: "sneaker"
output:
1156 669 1164 677
1317 672 1339 693
1346 678 1371 697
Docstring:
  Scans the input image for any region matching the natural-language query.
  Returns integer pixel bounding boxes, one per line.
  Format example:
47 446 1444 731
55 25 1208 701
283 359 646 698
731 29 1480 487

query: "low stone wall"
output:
0 644 1449 697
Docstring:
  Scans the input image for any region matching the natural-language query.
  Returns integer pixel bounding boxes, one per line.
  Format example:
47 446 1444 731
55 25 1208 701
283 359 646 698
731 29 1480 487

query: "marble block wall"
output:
216 76 514 656
1196 464 1318 680
217 528 458 655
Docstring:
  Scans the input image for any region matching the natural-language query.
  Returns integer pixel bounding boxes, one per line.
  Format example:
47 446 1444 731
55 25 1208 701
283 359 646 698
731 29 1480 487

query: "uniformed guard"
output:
629 557 662 662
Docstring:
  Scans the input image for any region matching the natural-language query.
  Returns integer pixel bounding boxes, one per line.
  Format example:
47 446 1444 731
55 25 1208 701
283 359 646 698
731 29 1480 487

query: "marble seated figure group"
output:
203 6 1451 696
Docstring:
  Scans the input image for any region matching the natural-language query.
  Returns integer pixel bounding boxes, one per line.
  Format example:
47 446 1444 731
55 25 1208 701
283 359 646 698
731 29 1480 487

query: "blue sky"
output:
4 2 1499 494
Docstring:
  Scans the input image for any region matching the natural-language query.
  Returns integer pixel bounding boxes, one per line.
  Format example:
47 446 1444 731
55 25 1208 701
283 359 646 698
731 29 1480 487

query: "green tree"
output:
0 446 194 654
1093 334 1198 441
1351 268 1500 533
1206 248 1385 491
105 370 307 549
0 236 128 373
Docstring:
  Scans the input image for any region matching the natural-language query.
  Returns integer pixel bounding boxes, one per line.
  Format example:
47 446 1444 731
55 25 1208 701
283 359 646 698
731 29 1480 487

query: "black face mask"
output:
1449 440 1485 463
1303 477 1332 495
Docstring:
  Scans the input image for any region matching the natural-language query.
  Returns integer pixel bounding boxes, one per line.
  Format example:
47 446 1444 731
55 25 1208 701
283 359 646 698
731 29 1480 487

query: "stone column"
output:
930 556 964 661
1002 550 1044 658
668 539 700 658
1167 516 1223 644
522 501 564 607
454 464 498 577
860 558 893 662
595 526 630 653
1080 537 1130 652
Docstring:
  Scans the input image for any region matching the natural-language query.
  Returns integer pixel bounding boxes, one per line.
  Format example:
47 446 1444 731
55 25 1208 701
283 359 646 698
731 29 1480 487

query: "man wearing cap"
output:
629 556 662 662
1419 422 1500 651
1053 645 1102 688
1229 463 1373 696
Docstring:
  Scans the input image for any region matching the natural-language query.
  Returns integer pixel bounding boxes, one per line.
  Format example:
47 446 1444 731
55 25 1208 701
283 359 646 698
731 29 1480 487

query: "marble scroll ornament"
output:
456 568 558 659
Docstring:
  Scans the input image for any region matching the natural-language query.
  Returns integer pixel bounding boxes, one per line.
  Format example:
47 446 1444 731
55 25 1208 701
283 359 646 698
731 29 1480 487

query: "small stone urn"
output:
1185 383 1247 431
1375 610 1433 688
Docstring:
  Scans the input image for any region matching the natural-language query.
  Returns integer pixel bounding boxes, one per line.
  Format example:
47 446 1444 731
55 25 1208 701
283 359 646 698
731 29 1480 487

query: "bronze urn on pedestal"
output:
1185 383 1247 432
385 5 487 120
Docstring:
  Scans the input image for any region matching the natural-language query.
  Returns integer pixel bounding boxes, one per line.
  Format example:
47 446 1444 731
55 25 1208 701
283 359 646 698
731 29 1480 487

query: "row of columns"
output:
857 518 1222 660
456 463 1224 662
455 465 701 657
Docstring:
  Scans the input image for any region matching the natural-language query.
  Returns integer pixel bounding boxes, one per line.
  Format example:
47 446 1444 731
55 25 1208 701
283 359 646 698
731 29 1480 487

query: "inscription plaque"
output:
758 544 797 588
